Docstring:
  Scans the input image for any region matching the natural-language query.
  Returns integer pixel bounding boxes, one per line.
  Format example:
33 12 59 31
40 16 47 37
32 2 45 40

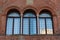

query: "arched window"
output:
6 9 21 35
23 9 36 35
39 10 53 34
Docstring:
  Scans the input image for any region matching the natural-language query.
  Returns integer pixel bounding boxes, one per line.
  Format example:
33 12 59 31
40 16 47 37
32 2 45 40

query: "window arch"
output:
6 9 21 35
39 10 53 34
23 9 37 35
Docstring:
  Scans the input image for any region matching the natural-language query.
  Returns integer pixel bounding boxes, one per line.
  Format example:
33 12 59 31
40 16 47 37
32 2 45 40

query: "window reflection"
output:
24 13 35 17
6 12 20 35
40 18 46 34
23 18 29 34
40 13 51 17
40 29 46 34
23 12 36 35
6 9 53 35
30 18 36 34
8 12 20 17
46 19 53 34
47 29 53 34
39 13 53 34
6 18 13 35
14 18 20 34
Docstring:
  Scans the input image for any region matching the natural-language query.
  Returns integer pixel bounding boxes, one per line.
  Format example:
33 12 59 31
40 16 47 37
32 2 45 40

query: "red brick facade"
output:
0 0 60 40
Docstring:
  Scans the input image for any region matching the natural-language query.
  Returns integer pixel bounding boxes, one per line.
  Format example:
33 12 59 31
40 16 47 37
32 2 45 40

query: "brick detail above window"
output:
26 0 33 5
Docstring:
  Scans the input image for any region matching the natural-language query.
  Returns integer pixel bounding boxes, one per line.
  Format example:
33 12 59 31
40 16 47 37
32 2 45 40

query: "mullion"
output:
19 18 21 34
12 18 14 35
22 18 23 34
45 18 47 34
29 18 30 35
36 17 37 34
29 18 32 35
27 18 29 35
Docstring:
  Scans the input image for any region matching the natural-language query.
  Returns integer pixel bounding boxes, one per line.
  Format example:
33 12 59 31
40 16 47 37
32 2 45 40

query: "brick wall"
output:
0 0 60 40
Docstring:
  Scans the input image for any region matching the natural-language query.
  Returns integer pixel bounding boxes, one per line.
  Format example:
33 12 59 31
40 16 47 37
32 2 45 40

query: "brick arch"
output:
39 9 53 17
22 6 38 16
4 6 21 35
39 7 57 17
39 7 58 34
23 9 37 17
4 6 21 15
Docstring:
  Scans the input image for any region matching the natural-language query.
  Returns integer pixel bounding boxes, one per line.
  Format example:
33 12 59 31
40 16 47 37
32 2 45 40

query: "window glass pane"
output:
6 18 13 35
46 19 53 34
40 18 46 34
14 18 20 34
24 13 35 17
40 13 51 17
23 18 29 34
30 18 36 34
47 29 53 34
8 12 20 17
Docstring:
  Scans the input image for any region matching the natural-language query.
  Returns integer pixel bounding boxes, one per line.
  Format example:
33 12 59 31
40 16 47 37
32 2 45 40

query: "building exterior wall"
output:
0 0 60 40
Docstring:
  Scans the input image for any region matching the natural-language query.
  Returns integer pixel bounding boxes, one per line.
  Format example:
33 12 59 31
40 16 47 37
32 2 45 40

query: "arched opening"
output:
39 9 53 34
23 9 37 35
6 9 21 35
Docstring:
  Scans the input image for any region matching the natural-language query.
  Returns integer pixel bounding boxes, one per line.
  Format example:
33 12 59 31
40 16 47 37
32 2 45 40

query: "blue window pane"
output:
6 18 13 35
8 12 20 17
46 19 53 34
23 18 29 34
40 13 51 17
14 18 20 34
30 18 36 34
24 13 35 17
40 18 46 34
